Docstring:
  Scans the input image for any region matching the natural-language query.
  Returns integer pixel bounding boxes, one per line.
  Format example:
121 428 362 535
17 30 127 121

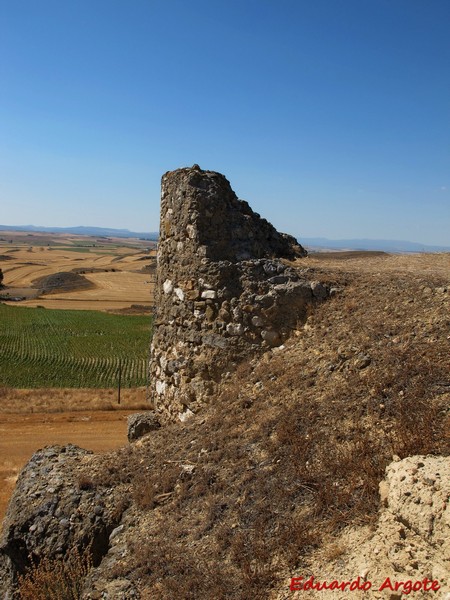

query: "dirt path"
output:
0 410 135 525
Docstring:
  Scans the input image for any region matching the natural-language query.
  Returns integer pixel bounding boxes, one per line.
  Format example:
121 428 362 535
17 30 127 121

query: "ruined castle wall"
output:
150 165 325 422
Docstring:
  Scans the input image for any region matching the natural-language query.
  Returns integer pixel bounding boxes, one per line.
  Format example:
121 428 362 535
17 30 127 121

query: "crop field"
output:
0 304 152 388
0 230 156 311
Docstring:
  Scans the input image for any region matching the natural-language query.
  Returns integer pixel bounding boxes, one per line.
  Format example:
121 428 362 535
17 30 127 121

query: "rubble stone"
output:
127 412 161 442
149 165 326 422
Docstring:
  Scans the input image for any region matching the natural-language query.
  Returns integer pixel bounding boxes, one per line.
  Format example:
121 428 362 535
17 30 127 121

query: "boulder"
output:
0 445 124 598
127 412 161 442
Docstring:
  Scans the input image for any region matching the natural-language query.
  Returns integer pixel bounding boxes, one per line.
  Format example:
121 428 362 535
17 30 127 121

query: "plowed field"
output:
0 231 156 310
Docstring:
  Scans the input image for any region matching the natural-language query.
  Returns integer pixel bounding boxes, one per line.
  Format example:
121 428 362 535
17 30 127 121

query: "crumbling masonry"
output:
150 165 327 422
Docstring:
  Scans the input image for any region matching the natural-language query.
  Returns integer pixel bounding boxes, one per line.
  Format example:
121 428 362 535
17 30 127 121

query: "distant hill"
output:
1 226 448 252
301 237 450 253
0 225 159 240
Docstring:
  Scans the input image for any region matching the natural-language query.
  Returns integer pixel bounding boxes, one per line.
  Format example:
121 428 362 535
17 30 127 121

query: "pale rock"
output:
201 290 217 299
155 380 166 396
178 407 195 422
251 315 264 327
261 329 281 346
226 323 244 336
174 287 185 301
163 279 173 295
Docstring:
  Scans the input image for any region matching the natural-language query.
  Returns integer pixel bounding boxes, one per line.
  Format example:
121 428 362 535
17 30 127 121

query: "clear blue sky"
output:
1 0 449 245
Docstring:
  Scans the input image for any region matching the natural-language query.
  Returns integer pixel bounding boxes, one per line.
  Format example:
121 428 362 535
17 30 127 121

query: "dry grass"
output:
0 387 149 413
87 252 449 598
2 252 448 598
306 250 450 276
17 546 92 600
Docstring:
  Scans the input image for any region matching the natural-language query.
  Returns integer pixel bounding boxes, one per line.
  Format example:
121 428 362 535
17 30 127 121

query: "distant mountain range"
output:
0 224 159 240
0 225 448 253
301 237 450 253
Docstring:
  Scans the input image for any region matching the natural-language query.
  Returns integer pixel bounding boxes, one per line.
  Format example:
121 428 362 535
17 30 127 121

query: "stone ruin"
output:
150 165 328 422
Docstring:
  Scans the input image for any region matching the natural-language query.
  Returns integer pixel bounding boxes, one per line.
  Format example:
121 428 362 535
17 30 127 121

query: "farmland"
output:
0 304 152 388
0 231 157 524
0 230 156 311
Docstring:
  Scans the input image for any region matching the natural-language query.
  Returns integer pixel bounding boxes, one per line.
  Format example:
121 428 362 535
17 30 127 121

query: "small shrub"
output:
133 464 180 509
18 546 92 600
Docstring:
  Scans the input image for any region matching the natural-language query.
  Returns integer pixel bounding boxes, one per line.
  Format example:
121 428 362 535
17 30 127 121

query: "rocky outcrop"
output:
287 455 450 599
127 412 160 442
0 445 125 598
150 165 322 422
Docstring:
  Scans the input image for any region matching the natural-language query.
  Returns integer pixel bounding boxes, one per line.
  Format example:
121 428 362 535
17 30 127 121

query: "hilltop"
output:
2 225 448 253
1 251 448 598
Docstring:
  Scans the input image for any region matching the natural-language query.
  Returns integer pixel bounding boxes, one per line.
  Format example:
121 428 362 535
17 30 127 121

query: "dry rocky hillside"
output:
0 168 449 598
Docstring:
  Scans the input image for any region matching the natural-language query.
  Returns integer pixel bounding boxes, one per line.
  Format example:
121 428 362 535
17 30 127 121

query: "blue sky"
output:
1 0 449 245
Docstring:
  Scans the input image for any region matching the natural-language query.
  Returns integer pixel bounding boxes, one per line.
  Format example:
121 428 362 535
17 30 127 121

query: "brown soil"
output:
308 250 388 260
0 410 137 525
0 387 151 525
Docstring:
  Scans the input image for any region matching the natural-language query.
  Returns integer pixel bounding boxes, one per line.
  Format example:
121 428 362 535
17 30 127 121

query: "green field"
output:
0 304 152 388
